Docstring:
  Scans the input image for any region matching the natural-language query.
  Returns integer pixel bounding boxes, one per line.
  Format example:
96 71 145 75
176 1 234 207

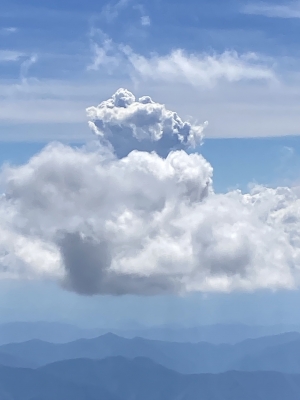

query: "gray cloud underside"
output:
0 89 300 296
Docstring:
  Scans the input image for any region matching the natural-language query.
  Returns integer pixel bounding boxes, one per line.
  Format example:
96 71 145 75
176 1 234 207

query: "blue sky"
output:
2 0 300 328
1 0 300 140
2 279 300 328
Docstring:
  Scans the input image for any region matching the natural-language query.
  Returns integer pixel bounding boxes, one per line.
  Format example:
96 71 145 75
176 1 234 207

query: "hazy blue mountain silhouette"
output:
238 339 300 373
0 351 35 368
115 323 300 344
0 364 117 400
1 356 300 400
0 321 102 345
1 321 299 345
2 331 300 373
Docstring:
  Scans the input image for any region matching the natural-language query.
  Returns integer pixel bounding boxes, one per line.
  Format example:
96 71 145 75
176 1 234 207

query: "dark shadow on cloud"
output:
59 232 112 295
59 231 182 296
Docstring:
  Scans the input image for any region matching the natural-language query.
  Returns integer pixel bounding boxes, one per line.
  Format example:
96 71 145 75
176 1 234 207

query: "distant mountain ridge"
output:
1 356 300 400
1 331 300 374
1 321 300 345
0 321 101 345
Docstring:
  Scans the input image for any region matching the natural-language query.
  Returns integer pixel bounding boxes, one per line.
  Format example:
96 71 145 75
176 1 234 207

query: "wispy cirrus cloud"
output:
87 35 120 71
88 34 276 86
123 48 276 86
140 15 151 26
0 27 18 35
19 54 38 83
0 50 24 62
99 0 150 25
243 1 300 18
0 1 299 141
134 4 151 26
100 0 131 22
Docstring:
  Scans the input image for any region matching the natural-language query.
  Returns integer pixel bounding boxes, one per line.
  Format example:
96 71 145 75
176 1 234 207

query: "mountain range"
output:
1 331 300 374
1 356 300 400
1 321 300 344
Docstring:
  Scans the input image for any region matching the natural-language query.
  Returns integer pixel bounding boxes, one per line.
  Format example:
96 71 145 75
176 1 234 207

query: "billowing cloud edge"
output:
0 89 299 296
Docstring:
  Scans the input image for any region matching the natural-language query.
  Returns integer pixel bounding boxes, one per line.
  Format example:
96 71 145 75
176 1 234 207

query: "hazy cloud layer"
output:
1 89 300 296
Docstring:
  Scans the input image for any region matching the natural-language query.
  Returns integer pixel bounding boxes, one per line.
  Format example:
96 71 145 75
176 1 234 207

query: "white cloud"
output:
20 54 38 83
243 1 300 18
1 89 300 295
1 69 300 140
0 27 18 35
86 88 207 157
0 50 23 63
141 15 151 26
87 36 120 71
97 0 150 29
124 48 276 86
101 0 131 22
0 33 299 140
89 35 276 87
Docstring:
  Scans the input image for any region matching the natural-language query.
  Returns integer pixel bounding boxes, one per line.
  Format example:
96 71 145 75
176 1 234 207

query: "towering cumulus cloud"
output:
1 89 300 295
86 88 207 157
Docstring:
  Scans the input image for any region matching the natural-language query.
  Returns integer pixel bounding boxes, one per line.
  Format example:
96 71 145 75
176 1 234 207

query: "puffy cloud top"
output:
0 89 300 296
87 88 207 158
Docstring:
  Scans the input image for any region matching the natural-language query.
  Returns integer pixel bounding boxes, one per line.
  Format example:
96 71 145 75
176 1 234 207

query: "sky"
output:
2 0 300 141
2 0 300 328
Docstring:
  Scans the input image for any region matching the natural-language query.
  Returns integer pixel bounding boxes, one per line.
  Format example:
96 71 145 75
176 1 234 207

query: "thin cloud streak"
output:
0 27 18 35
88 32 277 86
0 50 24 63
243 1 300 18
124 48 276 86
